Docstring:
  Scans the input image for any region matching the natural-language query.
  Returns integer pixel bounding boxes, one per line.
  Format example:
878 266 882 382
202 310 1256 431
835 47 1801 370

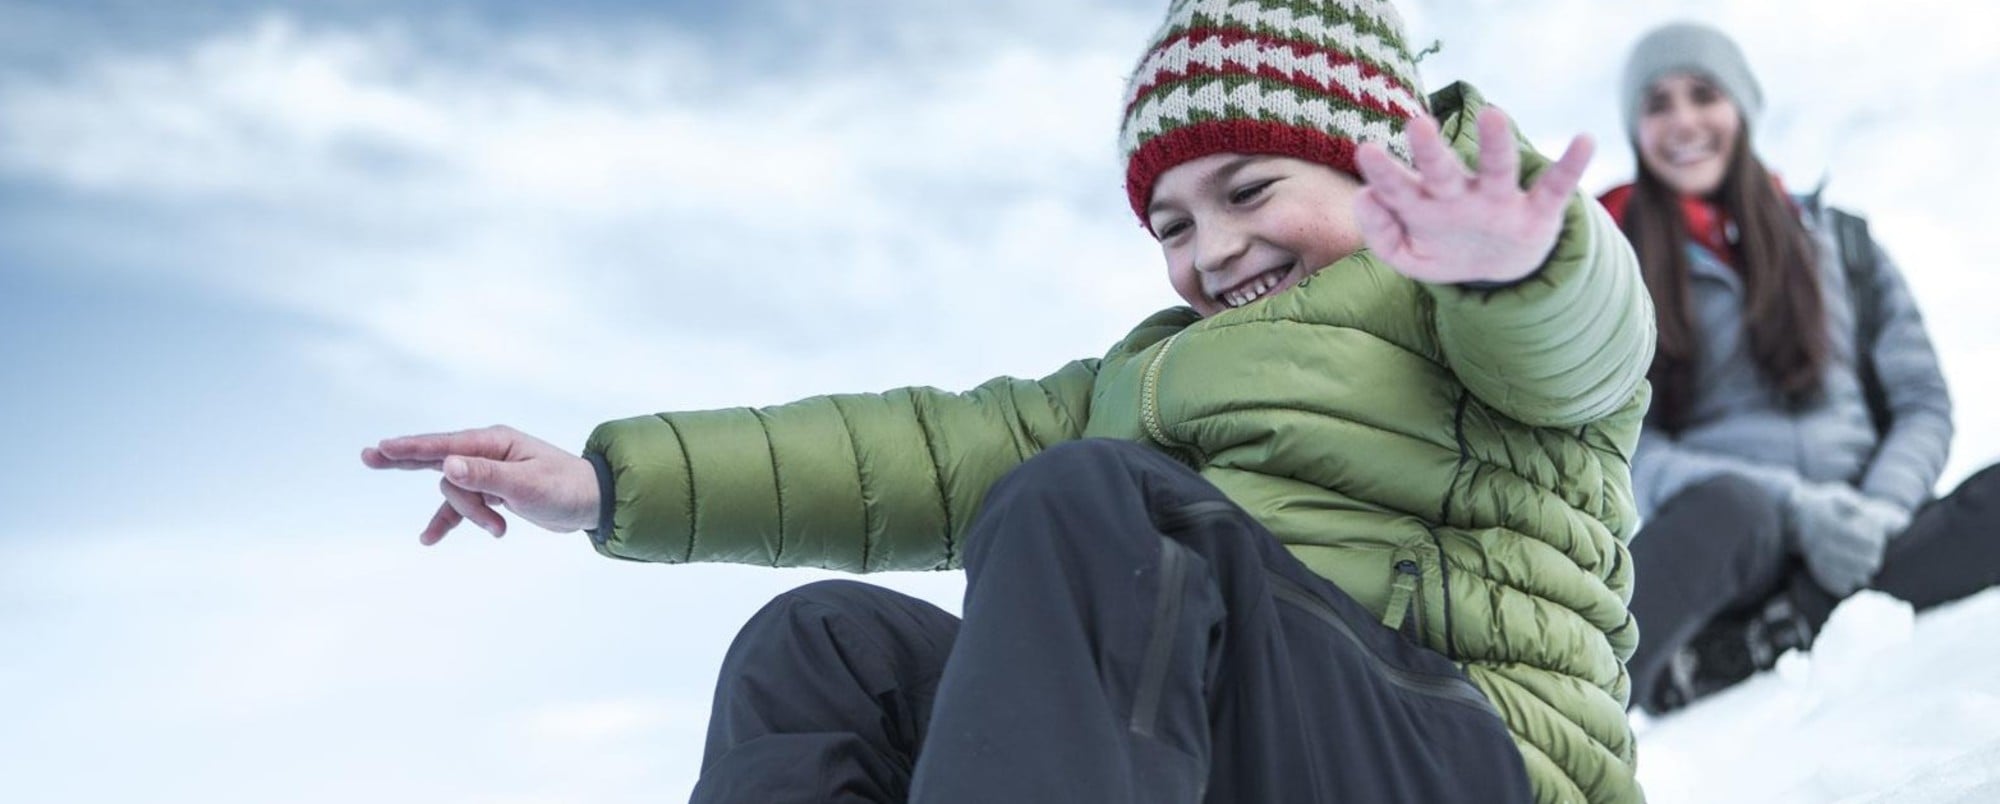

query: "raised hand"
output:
362 425 600 545
1352 106 1593 286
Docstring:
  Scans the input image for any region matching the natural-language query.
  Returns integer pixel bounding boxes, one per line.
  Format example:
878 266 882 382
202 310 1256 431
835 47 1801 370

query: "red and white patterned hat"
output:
1119 0 1429 225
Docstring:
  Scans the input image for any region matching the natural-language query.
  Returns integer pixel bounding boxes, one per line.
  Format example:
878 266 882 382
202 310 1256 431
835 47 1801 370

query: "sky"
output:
1 1 1995 801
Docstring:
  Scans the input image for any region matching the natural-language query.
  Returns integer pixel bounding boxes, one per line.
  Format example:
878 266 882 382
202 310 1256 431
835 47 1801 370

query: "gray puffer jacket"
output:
1631 199 1952 520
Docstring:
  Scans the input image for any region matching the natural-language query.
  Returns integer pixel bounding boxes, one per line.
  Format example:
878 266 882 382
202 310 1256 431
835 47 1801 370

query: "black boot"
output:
1651 595 1816 713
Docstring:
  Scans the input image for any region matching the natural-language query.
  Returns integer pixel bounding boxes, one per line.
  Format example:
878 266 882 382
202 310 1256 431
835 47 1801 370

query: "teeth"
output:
1664 143 1716 165
1218 267 1289 309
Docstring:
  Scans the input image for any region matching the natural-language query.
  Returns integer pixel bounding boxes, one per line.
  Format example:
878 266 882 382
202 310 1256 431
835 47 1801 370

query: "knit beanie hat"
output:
1118 0 1429 225
1619 22 1763 141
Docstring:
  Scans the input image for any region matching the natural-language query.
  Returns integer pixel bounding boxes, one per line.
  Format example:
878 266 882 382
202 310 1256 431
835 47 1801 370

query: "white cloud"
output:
517 697 697 743
0 526 963 804
0 10 1170 418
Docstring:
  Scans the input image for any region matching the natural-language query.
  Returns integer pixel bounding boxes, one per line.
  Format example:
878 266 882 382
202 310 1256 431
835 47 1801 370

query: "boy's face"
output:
1146 153 1366 317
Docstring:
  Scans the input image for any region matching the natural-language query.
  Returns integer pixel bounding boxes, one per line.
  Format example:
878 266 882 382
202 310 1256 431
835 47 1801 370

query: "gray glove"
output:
1784 481 1912 595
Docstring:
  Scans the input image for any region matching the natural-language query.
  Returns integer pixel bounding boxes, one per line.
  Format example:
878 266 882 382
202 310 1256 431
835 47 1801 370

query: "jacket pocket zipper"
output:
1129 499 1242 737
1149 502 1493 717
1268 572 1497 716
1130 534 1192 738
1382 559 1423 639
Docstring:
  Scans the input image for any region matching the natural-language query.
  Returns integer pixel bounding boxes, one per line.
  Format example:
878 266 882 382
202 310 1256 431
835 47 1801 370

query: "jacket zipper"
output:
1139 333 1204 465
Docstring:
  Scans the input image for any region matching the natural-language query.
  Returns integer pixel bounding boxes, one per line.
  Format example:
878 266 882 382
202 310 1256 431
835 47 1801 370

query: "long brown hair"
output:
1622 125 1828 433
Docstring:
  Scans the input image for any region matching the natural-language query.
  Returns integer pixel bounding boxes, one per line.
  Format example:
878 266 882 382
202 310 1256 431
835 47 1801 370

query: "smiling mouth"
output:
1662 142 1721 166
1214 263 1295 309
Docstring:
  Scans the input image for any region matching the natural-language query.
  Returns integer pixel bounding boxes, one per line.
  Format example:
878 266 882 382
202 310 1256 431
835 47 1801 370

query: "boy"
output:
367 1 1655 801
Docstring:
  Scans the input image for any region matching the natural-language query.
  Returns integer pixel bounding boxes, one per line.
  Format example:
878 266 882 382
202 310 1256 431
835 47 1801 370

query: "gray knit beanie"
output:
1620 22 1762 140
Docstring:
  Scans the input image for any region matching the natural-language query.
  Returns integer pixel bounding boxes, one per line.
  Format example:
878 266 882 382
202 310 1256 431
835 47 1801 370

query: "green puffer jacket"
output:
586 83 1655 804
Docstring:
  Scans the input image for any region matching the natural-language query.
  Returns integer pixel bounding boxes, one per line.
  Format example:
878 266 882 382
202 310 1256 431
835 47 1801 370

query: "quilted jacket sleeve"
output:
582 359 1099 570
1631 426 1807 521
1421 84 1657 429
1853 240 1954 511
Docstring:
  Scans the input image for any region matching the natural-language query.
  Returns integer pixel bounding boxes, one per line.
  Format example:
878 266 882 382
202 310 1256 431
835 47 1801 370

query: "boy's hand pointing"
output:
1353 106 1592 286
362 425 600 545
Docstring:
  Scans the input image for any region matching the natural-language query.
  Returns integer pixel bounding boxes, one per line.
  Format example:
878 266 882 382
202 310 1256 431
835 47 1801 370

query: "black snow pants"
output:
1627 463 2000 710
689 439 1531 804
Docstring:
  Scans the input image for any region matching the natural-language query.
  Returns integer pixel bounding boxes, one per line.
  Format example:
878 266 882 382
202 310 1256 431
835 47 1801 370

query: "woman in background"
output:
1602 21 1999 714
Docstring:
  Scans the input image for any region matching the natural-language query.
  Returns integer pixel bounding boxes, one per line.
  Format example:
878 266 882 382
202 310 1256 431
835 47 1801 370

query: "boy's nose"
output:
1194 224 1248 274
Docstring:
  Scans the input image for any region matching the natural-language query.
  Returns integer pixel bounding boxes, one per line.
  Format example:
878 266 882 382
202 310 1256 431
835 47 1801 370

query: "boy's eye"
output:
1153 219 1190 240
1689 83 1721 106
1643 91 1670 115
1229 179 1276 204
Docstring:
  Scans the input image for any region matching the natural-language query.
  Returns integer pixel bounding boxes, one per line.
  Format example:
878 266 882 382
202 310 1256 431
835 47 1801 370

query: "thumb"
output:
443 455 517 497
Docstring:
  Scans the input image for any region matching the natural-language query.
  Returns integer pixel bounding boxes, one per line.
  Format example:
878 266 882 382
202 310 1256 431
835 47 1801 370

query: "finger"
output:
441 476 507 537
375 426 518 462
1406 115 1468 199
1354 142 1423 207
1474 107 1520 193
361 447 443 471
420 501 462 546
442 454 532 501
1527 133 1595 216
1352 188 1405 252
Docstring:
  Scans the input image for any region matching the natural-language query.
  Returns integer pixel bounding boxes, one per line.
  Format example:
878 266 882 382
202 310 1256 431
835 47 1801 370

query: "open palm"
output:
1353 107 1593 286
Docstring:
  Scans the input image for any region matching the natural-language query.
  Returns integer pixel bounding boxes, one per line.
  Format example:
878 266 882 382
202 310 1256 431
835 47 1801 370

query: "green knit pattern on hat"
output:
1118 0 1429 222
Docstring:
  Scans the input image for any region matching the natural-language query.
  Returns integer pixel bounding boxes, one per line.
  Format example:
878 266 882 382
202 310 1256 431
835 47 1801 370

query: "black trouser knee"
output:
1874 463 2000 611
1627 475 1790 708
692 580 957 804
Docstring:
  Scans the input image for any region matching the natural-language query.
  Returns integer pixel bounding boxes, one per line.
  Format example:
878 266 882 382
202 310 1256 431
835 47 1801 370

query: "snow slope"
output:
1637 589 2000 803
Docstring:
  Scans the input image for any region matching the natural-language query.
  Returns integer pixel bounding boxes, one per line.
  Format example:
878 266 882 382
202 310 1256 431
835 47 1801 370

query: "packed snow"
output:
1637 589 2000 802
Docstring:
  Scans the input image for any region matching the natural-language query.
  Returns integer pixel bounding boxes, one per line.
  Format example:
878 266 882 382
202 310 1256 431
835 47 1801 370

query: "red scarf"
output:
1597 183 1736 267
1597 176 1796 270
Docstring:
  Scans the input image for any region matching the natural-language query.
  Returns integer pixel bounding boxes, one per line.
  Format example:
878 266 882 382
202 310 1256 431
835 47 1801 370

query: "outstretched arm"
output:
363 357 1101 566
362 426 599 544
587 359 1100 570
